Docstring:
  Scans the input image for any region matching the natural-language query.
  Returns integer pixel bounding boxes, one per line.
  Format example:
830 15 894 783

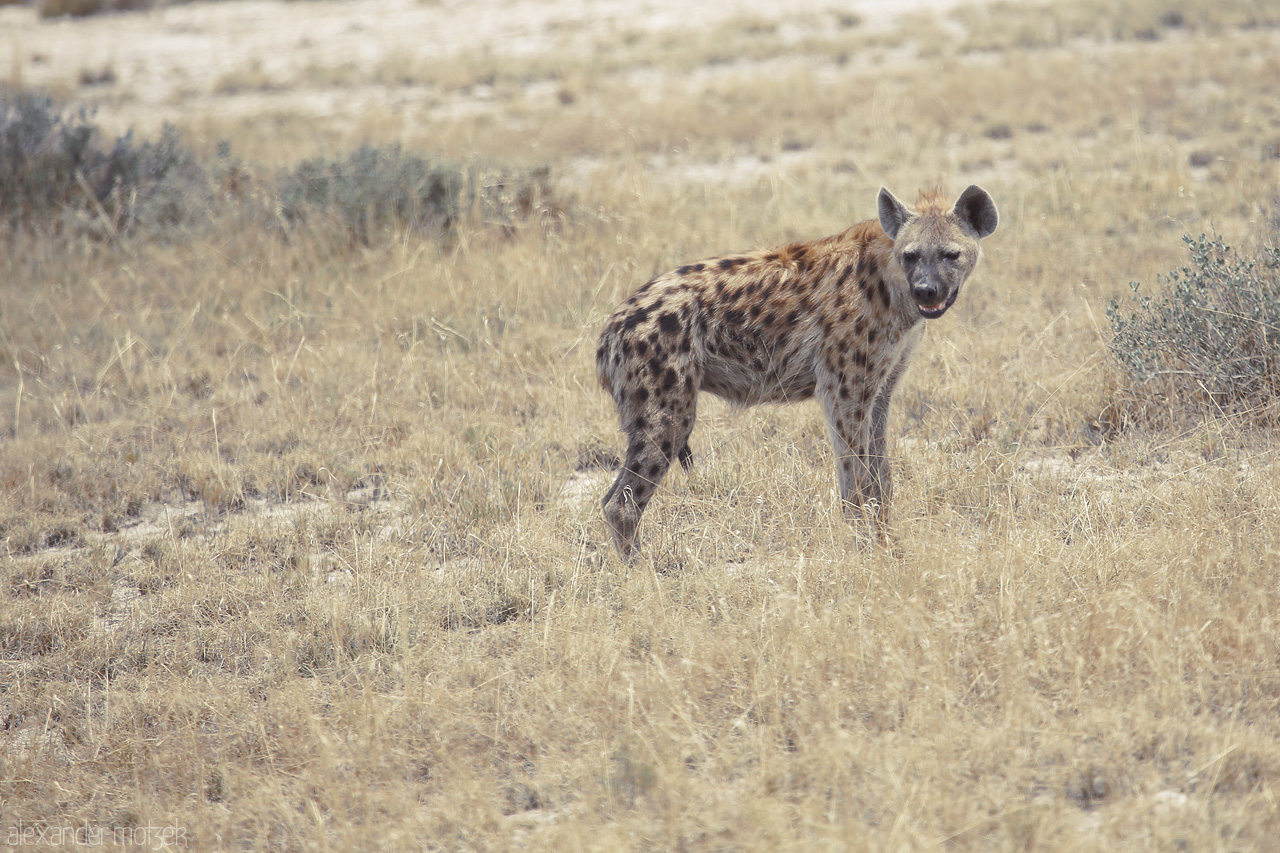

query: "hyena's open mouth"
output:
916 291 958 319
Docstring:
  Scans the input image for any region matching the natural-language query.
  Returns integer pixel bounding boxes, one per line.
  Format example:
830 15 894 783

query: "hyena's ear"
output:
954 185 998 239
877 187 912 240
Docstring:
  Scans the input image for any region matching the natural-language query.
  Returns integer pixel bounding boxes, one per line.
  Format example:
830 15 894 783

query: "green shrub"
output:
1107 234 1280 420
0 89 207 237
1 88 559 244
38 0 155 17
275 144 555 245
276 145 466 244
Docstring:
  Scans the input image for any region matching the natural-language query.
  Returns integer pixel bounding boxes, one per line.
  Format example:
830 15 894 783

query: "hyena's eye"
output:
942 249 962 262
901 250 921 265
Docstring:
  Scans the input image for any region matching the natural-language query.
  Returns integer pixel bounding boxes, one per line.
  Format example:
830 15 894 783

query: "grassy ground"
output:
3 0 1280 849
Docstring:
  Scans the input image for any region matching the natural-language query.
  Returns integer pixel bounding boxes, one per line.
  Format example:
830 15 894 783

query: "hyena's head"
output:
877 185 998 320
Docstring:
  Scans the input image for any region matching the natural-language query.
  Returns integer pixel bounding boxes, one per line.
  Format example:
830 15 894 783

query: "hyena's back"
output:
597 222 888 411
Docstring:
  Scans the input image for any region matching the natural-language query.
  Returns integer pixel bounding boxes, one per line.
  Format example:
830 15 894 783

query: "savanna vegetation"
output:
2 0 1279 849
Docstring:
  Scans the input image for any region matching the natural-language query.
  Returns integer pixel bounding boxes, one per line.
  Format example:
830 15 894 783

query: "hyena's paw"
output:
841 498 891 551
603 486 642 559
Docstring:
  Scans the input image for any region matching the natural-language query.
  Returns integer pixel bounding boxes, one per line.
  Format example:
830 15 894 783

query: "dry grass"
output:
3 0 1280 849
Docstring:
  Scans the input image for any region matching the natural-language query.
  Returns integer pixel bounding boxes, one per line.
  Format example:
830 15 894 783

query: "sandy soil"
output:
2 0 975 137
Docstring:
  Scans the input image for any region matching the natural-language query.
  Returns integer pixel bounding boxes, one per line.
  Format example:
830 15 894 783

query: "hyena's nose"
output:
912 282 942 305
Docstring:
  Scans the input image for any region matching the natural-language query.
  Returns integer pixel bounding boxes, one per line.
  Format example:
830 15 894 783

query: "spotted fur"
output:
597 186 998 557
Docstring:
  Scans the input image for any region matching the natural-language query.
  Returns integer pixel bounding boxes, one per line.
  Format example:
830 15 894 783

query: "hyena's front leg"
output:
820 383 884 544
864 356 912 538
602 378 698 558
864 394 893 537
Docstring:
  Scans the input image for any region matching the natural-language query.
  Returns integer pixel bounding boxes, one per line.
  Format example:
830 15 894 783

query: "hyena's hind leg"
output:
677 441 694 470
601 375 699 558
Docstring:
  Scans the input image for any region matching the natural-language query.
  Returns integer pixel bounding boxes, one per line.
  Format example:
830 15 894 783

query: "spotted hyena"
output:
595 185 998 557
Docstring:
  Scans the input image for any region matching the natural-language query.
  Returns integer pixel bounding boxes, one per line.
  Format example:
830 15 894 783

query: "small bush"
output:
0 89 208 236
275 144 555 245
1107 234 1280 421
1 88 559 244
38 0 154 17
276 145 466 244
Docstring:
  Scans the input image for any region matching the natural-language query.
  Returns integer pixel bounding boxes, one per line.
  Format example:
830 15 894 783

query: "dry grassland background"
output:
3 0 1280 849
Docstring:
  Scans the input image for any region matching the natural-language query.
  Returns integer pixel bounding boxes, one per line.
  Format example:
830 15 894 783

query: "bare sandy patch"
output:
3 0 978 138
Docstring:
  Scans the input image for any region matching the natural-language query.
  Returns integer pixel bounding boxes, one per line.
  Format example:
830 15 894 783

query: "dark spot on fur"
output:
635 386 650 404
676 262 705 276
634 415 648 431
836 264 853 291
684 375 694 391
635 339 649 356
657 311 681 334
660 440 672 456
724 308 745 326
718 257 747 272
787 309 803 326
858 253 879 279
623 306 651 331
877 278 891 309
761 312 777 328
867 328 878 345
662 367 679 391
